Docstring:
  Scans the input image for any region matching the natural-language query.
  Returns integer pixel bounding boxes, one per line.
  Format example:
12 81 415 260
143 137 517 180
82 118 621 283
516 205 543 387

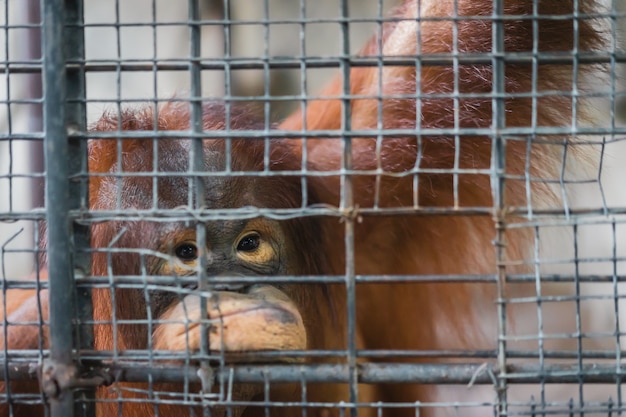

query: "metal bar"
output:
5 362 626 385
41 0 76 415
40 12 626 26
3 52 626 75
23 0 45 208
6 346 626 362
58 204 626 218
72 125 626 138
41 12 626 26
42 272 626 286
42 0 90 415
337 1 358 415
9 270 626 291
187 0 214 413
63 0 91 414
84 363 626 384
18 205 626 222
70 273 626 284
491 0 508 415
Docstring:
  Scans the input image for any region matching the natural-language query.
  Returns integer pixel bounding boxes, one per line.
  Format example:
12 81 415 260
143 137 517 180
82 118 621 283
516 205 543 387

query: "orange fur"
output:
279 0 603 411
0 271 48 417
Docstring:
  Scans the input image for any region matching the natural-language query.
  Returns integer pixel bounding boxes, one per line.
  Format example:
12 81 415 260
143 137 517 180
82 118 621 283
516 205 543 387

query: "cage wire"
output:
0 0 625 416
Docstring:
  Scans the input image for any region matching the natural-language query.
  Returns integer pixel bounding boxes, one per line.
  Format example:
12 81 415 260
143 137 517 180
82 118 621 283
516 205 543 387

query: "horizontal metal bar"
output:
1 51 624 75
55 50 626 64
104 362 626 384
2 271 626 296
71 207 496 221
69 273 626 285
5 270 626 298
6 206 626 225
1 362 624 385
66 206 626 224
63 12 626 27
0 133 45 140
74 127 626 141
4 347 626 362
0 210 47 221
4 269 626 294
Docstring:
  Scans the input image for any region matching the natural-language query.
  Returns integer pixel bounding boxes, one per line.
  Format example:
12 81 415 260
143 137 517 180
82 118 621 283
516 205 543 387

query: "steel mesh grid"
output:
0 0 625 416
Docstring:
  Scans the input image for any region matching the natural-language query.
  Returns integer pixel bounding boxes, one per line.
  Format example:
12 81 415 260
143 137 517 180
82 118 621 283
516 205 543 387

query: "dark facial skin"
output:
145 216 290 318
103 138 311 320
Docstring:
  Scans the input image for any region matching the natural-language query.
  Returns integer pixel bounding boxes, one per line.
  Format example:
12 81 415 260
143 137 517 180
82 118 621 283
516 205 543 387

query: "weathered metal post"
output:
41 0 90 415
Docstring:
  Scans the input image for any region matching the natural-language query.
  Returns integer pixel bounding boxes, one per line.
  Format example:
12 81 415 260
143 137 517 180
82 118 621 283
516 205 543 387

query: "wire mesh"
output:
0 0 625 416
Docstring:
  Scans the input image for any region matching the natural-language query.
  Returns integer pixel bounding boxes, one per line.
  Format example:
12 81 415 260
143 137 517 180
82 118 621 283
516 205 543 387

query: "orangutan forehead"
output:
149 139 263 173
99 172 259 211
156 218 248 242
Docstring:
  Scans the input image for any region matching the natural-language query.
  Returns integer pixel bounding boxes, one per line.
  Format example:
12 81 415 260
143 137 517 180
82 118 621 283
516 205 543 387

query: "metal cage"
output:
0 0 625 416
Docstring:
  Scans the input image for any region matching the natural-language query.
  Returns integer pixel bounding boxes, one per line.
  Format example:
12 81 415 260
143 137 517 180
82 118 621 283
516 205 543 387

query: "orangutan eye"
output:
175 243 198 261
236 233 260 252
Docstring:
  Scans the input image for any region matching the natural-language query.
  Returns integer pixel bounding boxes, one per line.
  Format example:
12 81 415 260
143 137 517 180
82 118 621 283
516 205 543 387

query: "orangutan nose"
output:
205 271 247 293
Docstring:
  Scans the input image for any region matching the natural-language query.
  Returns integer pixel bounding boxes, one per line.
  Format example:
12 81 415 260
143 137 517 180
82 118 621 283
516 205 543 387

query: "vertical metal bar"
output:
188 2 214 416
298 0 309 210
529 8 542 410
24 0 45 208
144 5 159 404
222 0 232 171
611 220 622 409
338 1 357 416
572 224 585 415
42 0 74 415
490 0 508 416
64 0 91 415
4 0 14 214
413 0 423 209
262 0 270 168
451 0 460 209
533 226 546 412
373 0 384 210
42 0 89 415
525 0 539 219
189 0 204 196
